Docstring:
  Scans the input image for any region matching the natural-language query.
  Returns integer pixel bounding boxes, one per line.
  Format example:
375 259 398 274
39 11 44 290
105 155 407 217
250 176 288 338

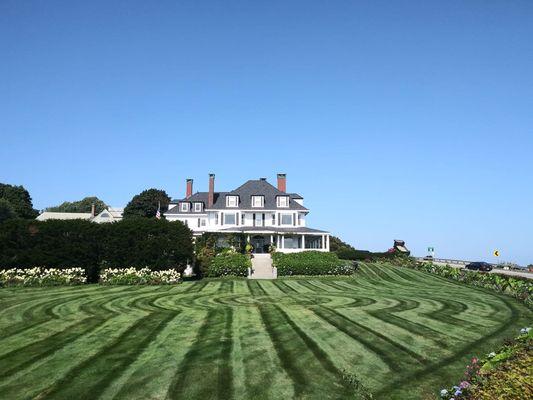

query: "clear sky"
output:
1 1 532 264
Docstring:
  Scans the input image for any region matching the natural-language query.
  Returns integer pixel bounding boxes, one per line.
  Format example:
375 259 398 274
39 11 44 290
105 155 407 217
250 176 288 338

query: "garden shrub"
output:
207 251 251 277
438 328 532 400
99 267 181 285
0 267 86 287
272 251 356 276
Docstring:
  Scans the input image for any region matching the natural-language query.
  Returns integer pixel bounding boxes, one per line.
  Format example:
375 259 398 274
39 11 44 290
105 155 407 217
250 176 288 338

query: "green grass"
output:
0 263 531 400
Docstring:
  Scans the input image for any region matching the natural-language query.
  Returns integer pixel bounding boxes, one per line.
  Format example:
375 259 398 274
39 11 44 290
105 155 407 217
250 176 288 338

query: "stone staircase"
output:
249 253 277 279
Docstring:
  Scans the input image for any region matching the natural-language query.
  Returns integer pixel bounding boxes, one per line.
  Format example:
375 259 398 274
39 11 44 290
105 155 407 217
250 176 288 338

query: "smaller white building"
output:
36 207 123 223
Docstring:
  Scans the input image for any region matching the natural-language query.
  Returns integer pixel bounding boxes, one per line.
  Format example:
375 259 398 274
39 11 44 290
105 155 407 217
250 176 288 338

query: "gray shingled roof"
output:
166 179 308 215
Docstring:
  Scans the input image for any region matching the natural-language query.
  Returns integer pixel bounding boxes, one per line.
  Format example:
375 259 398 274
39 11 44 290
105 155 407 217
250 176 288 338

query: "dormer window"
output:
194 202 203 212
277 196 289 208
251 195 264 208
226 195 239 207
180 202 190 212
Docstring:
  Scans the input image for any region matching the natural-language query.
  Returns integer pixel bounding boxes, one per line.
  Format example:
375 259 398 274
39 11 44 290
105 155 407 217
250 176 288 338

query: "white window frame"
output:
180 202 190 212
226 196 239 207
251 195 264 208
280 213 293 225
277 196 289 208
194 202 202 212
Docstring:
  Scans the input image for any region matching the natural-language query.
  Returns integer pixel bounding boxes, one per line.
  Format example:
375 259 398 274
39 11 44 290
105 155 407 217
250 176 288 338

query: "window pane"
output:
281 214 292 225
224 213 236 225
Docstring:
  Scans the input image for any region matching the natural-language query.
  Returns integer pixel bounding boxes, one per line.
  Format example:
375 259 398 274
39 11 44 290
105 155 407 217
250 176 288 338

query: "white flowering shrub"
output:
99 267 181 285
0 267 87 287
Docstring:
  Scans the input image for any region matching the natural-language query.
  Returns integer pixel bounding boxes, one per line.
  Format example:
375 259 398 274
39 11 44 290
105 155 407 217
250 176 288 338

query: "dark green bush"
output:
0 218 194 283
272 251 356 276
207 251 251 277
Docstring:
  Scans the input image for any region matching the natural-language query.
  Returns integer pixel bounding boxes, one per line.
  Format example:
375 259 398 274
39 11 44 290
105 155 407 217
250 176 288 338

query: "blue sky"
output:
1 1 532 264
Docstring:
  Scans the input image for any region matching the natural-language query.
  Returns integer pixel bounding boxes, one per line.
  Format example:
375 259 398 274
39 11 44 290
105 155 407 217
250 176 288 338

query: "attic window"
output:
277 196 289 207
252 196 264 207
100 213 110 218
180 203 190 212
226 196 239 207
194 203 202 212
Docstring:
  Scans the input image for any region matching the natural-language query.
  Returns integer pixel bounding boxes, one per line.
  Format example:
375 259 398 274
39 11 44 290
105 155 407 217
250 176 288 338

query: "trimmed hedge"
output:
272 251 357 276
207 252 251 277
0 218 193 283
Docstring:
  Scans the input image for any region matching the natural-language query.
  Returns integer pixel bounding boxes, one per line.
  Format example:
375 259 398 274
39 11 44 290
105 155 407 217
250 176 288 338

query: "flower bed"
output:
405 262 532 308
272 251 357 276
438 328 532 399
99 267 181 285
0 267 86 287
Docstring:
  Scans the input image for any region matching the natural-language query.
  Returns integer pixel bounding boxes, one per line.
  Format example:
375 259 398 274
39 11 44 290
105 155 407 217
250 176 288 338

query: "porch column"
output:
326 235 330 251
270 235 274 245
247 234 250 243
322 235 326 250
281 235 285 249
301 234 305 249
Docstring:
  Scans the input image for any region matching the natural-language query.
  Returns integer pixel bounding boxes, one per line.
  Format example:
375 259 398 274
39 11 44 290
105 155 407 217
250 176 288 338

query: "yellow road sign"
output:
493 250 500 257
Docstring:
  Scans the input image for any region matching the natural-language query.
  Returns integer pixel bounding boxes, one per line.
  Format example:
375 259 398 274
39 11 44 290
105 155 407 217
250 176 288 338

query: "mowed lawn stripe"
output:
166 307 234 400
258 304 353 399
230 306 295 399
34 310 177 400
101 309 208 400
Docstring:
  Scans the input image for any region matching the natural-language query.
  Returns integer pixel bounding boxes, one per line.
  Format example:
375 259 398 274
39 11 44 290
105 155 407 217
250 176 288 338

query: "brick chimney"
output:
277 173 286 192
208 173 215 207
91 203 96 217
186 178 193 198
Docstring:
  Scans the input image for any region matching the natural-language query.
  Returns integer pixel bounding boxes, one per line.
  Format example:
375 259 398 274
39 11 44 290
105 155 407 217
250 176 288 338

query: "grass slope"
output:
0 263 531 400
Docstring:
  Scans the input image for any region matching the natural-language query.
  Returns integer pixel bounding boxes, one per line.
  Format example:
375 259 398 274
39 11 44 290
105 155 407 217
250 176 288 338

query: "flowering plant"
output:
0 267 86 287
99 267 181 285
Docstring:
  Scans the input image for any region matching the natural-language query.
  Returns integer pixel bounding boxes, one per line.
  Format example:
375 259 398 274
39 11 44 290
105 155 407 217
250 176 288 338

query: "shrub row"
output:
272 251 357 276
405 262 532 308
207 251 251 277
0 218 194 282
0 267 86 286
99 268 181 285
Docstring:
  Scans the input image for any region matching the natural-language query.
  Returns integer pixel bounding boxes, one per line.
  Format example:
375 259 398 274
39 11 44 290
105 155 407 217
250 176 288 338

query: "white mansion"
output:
165 174 330 253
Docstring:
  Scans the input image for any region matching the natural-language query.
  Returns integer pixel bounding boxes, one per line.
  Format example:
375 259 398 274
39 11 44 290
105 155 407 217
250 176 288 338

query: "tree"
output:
0 199 17 223
123 188 170 219
46 196 107 214
0 183 38 219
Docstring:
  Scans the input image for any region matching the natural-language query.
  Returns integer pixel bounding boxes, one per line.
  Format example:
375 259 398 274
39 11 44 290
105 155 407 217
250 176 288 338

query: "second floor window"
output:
224 213 236 225
194 203 202 212
241 213 245 225
280 213 293 225
226 196 239 207
180 203 190 212
252 196 264 207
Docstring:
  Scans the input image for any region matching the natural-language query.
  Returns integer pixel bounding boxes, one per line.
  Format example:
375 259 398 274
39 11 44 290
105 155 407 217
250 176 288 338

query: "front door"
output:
251 235 265 253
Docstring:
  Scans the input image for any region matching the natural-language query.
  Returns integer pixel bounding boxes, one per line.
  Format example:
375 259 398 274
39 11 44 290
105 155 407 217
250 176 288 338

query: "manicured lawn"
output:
0 263 530 399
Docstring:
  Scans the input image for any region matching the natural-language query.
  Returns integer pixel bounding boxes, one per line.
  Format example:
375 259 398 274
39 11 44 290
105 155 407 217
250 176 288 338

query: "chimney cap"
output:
209 173 215 178
277 173 286 178
186 178 193 182
260 177 267 181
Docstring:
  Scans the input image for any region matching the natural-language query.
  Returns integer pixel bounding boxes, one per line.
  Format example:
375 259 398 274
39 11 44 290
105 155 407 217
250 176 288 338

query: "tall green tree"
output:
0 199 17 223
123 188 170 219
46 196 107 214
0 183 38 219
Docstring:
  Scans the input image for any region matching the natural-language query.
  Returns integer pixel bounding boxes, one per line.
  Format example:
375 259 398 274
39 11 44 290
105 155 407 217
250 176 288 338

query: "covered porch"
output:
220 227 330 254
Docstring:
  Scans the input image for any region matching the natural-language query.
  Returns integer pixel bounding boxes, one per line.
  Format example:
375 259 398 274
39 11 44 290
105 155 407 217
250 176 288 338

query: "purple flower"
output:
459 381 470 389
